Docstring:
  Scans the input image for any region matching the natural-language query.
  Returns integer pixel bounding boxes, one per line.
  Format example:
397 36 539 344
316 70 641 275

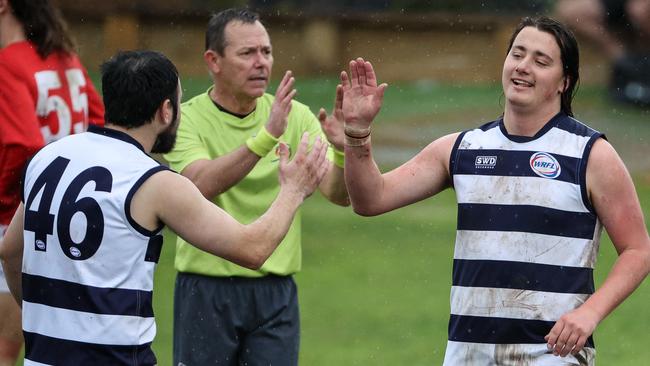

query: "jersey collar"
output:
498 111 565 143
88 125 145 152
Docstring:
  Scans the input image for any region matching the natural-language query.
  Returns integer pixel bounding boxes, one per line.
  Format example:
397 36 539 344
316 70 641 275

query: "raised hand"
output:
544 305 600 358
317 84 344 151
340 57 388 131
266 71 296 138
278 133 329 200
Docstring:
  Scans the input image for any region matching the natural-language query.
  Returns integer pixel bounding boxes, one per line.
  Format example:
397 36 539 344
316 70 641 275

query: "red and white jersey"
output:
0 41 104 225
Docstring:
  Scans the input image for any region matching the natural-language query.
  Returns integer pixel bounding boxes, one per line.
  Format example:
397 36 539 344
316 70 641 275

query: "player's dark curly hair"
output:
101 50 179 129
506 16 580 117
205 8 260 54
9 0 76 58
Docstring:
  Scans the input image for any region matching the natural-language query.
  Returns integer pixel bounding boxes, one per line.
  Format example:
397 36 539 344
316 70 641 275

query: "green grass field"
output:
142 77 650 365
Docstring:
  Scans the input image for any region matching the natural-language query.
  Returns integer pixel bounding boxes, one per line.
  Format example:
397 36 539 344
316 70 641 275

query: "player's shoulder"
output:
139 168 192 201
554 113 602 138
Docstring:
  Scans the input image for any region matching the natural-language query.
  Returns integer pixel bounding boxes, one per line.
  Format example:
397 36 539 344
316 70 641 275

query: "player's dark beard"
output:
151 125 176 154
151 100 179 154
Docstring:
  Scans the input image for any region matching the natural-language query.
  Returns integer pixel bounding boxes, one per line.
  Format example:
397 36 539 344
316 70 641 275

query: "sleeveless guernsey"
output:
21 125 166 365
445 113 603 365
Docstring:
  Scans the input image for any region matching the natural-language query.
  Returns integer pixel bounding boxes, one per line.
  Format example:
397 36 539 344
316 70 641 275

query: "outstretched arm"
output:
178 71 296 200
342 58 455 216
139 133 329 269
545 138 650 357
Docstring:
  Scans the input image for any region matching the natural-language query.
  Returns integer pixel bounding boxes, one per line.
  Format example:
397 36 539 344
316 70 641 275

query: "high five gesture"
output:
340 57 388 134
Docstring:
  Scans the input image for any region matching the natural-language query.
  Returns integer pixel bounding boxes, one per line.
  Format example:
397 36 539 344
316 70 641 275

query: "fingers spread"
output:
340 71 350 88
294 132 310 159
364 61 377 86
335 84 343 111
277 72 295 101
310 139 329 182
349 60 359 86
281 89 296 113
357 57 367 86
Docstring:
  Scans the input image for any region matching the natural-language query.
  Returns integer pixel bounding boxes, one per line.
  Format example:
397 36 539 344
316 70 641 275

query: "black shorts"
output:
173 272 300 366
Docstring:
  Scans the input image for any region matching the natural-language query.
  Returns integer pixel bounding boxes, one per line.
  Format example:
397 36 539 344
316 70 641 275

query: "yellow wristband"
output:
332 147 345 168
246 126 279 157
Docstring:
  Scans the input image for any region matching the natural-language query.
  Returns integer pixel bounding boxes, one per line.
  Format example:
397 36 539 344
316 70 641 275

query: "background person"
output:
341 16 650 365
555 0 650 105
163 8 349 366
0 0 104 364
0 49 329 365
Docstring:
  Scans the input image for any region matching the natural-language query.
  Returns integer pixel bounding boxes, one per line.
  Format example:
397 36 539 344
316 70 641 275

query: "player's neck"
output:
104 124 156 153
0 15 26 48
502 104 561 137
209 87 257 116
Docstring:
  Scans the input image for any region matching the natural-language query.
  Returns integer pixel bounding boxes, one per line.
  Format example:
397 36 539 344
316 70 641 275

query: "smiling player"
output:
342 16 650 365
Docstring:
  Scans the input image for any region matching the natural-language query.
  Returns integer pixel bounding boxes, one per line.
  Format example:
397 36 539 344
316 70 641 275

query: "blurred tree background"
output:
55 0 610 85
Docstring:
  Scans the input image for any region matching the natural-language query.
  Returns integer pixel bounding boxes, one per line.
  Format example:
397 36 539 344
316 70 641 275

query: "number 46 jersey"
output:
20 126 167 366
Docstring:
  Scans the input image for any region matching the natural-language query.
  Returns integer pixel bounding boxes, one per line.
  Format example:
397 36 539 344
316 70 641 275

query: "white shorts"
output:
0 224 10 293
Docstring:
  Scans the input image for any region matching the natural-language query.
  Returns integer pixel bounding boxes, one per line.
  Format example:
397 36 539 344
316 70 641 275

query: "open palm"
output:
341 57 387 130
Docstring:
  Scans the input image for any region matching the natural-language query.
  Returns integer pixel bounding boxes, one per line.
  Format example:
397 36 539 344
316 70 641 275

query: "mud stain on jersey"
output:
494 344 534 366
494 344 593 366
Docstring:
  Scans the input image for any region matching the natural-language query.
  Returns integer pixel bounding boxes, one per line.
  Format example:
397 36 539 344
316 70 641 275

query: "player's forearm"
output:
238 187 304 269
0 209 25 305
2 259 22 305
318 164 350 206
183 145 261 199
344 141 386 216
582 246 650 323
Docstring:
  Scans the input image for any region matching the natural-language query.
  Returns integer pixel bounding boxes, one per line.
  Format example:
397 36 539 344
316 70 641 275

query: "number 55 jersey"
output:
20 126 166 365
0 40 104 228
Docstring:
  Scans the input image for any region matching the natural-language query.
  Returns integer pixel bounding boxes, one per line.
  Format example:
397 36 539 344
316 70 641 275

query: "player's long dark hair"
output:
9 0 76 58
506 16 580 117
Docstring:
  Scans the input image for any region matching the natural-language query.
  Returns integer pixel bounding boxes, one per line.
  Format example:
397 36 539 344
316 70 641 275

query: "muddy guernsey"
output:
445 112 603 365
20 126 167 365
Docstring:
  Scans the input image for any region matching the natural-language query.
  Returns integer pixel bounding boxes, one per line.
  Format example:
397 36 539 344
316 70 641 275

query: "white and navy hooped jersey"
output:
20 125 167 365
444 113 604 365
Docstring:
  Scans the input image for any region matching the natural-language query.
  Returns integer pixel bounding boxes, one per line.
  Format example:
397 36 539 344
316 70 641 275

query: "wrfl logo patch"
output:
529 152 561 179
